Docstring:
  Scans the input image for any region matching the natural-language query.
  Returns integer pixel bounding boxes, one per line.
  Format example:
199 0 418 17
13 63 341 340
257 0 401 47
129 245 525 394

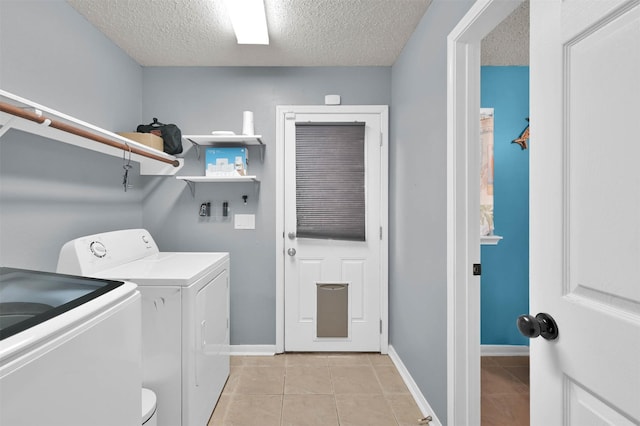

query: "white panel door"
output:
284 108 387 352
530 1 640 424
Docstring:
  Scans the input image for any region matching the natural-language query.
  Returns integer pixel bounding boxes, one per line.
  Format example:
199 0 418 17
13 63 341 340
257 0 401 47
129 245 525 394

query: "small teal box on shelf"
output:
205 147 248 177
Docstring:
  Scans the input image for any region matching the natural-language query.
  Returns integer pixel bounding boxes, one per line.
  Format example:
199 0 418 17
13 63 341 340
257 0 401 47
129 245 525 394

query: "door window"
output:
295 123 366 241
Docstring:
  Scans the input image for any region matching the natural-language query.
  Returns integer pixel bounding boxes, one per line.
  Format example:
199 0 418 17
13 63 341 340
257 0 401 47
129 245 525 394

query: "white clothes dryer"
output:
57 229 230 426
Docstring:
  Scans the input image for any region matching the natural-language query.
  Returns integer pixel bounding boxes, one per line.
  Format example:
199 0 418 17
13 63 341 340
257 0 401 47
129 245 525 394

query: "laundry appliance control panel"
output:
57 229 159 276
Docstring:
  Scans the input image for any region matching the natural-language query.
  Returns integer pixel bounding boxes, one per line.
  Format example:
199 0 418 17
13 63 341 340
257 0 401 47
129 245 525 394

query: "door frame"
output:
275 105 389 354
446 0 524 424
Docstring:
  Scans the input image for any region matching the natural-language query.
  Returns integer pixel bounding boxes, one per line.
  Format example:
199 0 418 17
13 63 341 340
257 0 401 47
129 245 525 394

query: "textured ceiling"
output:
66 0 433 66
482 0 529 66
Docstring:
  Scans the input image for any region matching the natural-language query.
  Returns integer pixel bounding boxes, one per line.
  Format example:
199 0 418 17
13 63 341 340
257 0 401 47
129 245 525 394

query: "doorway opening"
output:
479 2 531 424
446 0 525 424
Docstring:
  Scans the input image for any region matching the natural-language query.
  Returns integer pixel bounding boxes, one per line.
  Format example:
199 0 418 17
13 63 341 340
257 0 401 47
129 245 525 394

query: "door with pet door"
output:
282 106 388 352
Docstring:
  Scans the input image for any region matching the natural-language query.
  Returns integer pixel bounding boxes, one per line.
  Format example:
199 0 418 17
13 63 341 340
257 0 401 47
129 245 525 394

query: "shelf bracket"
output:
0 117 16 138
188 138 202 159
257 140 265 162
185 180 196 197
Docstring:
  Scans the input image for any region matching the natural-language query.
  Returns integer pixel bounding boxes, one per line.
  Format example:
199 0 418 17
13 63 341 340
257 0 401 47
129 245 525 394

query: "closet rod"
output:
0 101 180 168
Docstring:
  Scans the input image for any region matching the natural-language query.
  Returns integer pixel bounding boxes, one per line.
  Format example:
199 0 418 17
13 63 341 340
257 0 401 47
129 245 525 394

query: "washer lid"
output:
94 252 229 286
141 388 156 423
0 267 125 341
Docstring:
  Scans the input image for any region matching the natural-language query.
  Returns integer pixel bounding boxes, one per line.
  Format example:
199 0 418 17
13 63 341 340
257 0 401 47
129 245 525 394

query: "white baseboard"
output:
481 345 529 356
388 345 442 426
230 345 277 356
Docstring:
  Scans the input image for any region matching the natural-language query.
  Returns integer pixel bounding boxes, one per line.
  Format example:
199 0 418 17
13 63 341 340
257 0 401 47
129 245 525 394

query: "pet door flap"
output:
316 283 348 338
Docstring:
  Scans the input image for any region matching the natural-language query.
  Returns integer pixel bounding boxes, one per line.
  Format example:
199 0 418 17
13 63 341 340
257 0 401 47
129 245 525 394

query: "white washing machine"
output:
57 229 230 426
0 267 141 426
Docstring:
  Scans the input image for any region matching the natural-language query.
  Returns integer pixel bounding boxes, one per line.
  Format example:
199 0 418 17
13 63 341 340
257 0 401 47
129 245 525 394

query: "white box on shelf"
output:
205 147 248 177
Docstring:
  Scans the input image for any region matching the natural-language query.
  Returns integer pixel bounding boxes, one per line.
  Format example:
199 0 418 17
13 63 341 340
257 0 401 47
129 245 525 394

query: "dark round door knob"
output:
517 313 559 340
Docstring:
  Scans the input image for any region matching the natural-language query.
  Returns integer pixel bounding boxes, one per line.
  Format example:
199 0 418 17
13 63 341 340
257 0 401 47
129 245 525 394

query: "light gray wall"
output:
0 1 143 270
0 1 142 129
389 1 474 423
140 67 391 345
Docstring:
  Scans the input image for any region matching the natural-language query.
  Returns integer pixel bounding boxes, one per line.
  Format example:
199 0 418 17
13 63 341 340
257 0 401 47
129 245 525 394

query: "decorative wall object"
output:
512 117 529 149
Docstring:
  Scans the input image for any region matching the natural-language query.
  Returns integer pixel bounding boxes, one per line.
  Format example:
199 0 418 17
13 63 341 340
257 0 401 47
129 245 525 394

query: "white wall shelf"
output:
176 175 260 196
183 134 265 161
184 135 263 145
481 235 503 245
176 176 259 183
0 90 183 176
179 133 264 196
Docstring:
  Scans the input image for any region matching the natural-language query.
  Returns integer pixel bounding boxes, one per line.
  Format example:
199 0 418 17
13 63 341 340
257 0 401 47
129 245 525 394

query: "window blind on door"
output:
295 122 366 241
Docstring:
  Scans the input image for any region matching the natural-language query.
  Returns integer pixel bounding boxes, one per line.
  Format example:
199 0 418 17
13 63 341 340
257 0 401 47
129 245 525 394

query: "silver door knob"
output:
288 232 296 240
287 248 297 256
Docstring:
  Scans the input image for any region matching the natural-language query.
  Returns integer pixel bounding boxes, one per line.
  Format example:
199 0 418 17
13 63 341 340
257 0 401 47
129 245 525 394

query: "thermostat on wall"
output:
325 95 341 105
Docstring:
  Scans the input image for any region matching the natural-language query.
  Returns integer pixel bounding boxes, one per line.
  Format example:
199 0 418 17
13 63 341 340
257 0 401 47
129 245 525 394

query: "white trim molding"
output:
481 345 530 356
230 345 277 356
388 345 442 426
446 1 524 425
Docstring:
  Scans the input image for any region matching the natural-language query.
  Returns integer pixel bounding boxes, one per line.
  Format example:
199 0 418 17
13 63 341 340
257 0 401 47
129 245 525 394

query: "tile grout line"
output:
331 367 341 426
283 355 290 425
370 360 401 425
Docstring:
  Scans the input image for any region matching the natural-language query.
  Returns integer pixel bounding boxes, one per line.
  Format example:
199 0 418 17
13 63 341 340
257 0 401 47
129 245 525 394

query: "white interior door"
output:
530 1 640 424
283 106 387 352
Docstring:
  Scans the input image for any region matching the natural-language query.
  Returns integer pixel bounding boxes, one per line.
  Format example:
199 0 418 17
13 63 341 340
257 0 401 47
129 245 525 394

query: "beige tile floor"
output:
207 353 530 425
481 356 530 426
207 353 425 426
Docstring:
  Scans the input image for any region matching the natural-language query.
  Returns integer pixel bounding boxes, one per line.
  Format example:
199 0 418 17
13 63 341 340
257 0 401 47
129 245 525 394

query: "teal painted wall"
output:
480 66 530 346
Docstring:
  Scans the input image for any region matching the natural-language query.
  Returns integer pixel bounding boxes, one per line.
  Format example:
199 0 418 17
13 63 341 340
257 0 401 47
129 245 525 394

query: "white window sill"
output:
481 235 503 245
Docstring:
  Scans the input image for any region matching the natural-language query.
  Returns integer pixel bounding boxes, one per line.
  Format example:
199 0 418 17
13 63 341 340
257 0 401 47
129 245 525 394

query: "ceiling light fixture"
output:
225 0 269 45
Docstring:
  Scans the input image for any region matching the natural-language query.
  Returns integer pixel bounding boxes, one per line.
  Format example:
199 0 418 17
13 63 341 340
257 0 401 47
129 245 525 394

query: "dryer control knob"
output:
89 241 107 258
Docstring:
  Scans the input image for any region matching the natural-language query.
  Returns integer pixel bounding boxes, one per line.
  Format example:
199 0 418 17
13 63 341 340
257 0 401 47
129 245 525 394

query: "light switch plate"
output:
234 214 255 229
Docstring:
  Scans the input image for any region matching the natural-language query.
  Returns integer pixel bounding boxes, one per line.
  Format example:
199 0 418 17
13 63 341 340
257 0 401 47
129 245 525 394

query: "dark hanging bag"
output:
137 118 183 155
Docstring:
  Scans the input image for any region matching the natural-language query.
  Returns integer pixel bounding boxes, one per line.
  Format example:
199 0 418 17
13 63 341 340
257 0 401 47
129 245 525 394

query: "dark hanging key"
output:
123 163 132 192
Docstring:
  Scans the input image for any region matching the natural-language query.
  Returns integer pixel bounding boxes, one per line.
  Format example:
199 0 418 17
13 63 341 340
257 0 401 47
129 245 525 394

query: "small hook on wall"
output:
242 195 248 205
